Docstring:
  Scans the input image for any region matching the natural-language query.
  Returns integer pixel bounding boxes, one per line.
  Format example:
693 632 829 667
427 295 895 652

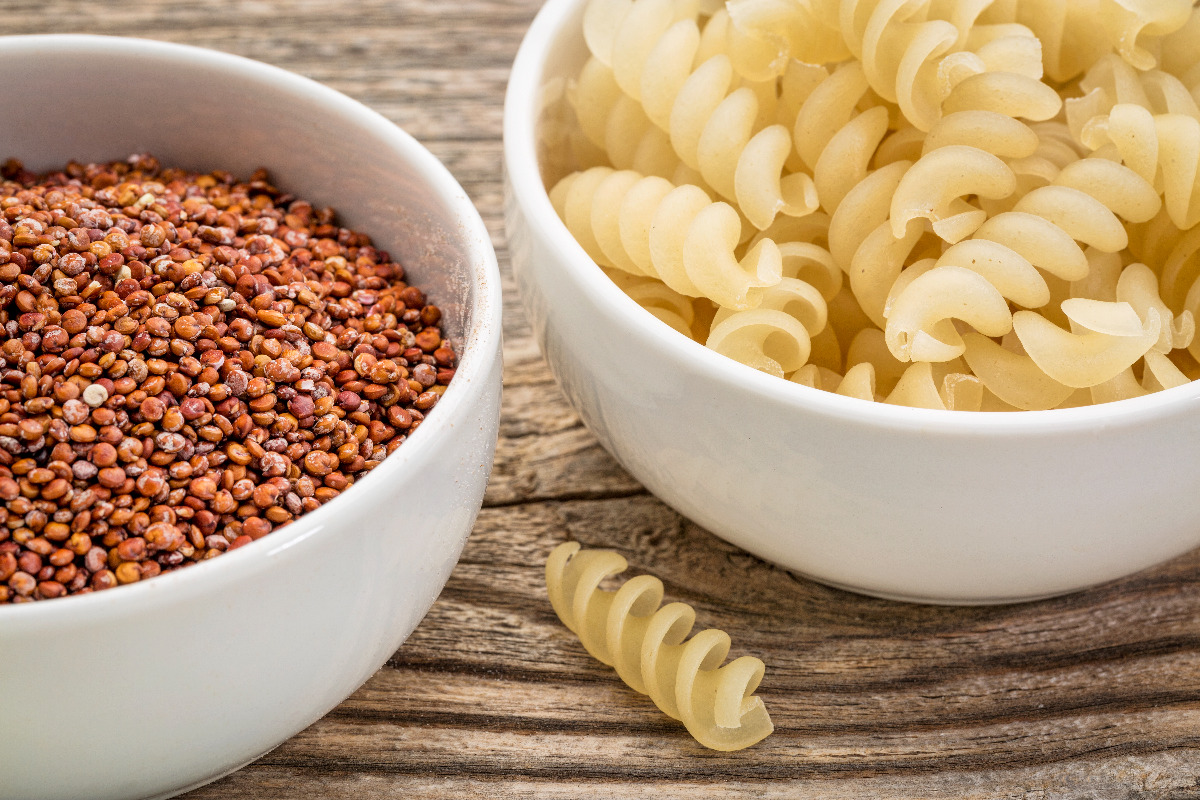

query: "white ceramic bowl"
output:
0 35 502 800
503 0 1200 606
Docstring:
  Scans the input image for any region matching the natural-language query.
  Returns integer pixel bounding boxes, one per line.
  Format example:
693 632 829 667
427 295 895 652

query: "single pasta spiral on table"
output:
549 166 782 310
545 542 774 752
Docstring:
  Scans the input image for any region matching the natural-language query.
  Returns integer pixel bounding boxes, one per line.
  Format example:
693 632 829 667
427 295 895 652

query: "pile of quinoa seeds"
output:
0 154 456 603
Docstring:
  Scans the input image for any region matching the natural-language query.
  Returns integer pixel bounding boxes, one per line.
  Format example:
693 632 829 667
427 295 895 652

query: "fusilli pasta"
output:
545 542 774 751
585 0 819 229
546 0 1200 410
550 166 782 309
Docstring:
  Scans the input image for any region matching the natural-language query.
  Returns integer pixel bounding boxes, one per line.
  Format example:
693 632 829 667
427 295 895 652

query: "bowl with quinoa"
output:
0 35 502 800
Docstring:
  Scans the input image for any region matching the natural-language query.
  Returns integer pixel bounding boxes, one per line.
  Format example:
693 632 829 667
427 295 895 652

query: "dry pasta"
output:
550 166 782 309
546 0 1200 410
545 542 774 751
580 0 819 229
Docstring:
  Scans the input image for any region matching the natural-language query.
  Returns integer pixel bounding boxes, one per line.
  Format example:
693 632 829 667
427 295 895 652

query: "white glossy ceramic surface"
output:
0 36 502 800
503 0 1200 606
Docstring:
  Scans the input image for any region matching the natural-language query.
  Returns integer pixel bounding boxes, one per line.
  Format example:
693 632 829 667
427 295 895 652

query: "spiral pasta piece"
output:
589 0 818 229
885 361 983 410
960 332 1075 410
726 0 852 78
792 63 890 209
979 0 1193 82
1065 54 1200 145
890 144 1016 242
793 361 879 400
1115 262 1195 354
1081 103 1200 231
706 276 829 376
884 265 1012 362
1159 5 1200 90
569 57 684 180
1013 300 1162 388
550 167 782 309
545 542 774 752
605 268 701 337
840 0 961 130
881 154 1160 364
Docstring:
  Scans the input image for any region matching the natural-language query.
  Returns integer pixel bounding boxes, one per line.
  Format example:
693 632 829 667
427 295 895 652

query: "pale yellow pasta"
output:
934 156 1158 311
706 276 829 376
873 124 927 165
974 121 1082 215
960 332 1075 409
922 110 1039 158
706 308 814 376
1065 54 1200 144
1080 104 1200 231
1146 350 1192 390
1013 301 1161 388
885 264 1013 362
841 326 904 393
550 166 782 309
569 57 683 179
842 0 961 130
980 0 1192 81
545 542 773 751
792 62 896 223
1159 5 1200 90
726 0 852 76
548 0 1200 408
791 361 879 399
605 268 700 337
1116 262 1195 354
890 144 1016 242
848 219 925 328
778 241 843 301
1143 218 1200 319
1069 246 1122 304
935 239 1051 308
828 160 910 272
586 0 818 229
885 361 984 410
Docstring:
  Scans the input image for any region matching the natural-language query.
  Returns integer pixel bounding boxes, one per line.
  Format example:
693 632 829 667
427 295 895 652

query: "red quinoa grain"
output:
0 155 456 603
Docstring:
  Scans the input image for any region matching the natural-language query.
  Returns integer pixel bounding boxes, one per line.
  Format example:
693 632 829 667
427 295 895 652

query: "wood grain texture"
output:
9 1 1200 797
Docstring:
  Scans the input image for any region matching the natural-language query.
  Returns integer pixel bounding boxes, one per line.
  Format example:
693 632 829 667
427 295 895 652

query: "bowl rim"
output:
0 34 503 621
502 0 1200 435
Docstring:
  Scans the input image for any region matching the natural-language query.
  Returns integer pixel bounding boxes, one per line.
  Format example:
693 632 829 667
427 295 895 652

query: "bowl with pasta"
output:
504 0 1200 604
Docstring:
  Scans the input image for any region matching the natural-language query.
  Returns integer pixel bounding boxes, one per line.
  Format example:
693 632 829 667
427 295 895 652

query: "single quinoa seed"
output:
0 154 457 604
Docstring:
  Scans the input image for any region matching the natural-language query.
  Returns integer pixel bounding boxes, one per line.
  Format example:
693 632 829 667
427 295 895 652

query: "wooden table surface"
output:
13 1 1200 797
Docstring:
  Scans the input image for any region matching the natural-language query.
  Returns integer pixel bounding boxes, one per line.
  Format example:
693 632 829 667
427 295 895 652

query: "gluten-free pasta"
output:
545 542 774 751
547 0 1200 409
